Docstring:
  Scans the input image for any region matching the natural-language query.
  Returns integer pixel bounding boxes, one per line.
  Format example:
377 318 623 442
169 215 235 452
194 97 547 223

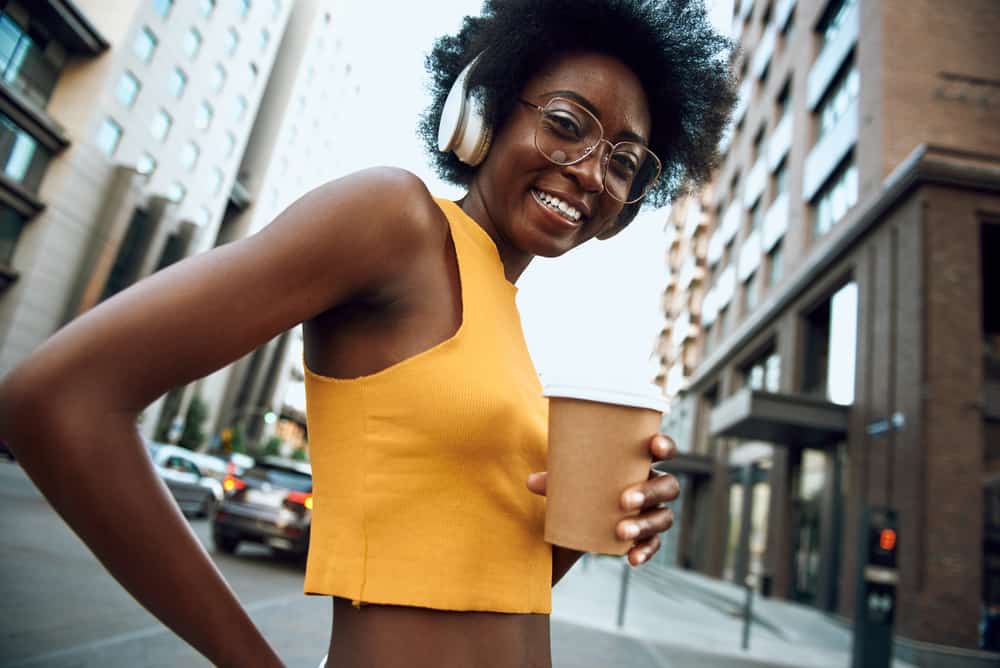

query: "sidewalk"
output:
550 555 917 668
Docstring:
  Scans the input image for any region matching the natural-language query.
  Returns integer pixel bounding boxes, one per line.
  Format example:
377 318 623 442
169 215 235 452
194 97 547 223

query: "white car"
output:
149 443 225 517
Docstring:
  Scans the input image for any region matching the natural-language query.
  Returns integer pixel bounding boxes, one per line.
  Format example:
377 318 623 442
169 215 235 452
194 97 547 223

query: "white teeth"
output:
533 190 581 222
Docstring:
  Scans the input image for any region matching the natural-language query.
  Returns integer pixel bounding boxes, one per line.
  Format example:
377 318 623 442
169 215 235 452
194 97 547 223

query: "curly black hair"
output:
417 0 737 228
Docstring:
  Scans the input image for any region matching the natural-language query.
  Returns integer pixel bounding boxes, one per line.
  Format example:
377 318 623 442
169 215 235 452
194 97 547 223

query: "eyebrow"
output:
539 89 649 145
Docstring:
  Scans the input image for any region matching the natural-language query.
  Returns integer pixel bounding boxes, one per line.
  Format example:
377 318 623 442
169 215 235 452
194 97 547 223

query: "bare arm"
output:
0 168 437 666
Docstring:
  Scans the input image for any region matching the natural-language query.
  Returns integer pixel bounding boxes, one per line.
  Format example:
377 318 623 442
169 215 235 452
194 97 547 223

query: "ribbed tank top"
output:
302 198 551 613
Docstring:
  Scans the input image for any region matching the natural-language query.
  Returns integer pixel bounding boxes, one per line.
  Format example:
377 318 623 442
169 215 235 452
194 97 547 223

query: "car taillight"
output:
286 491 313 510
223 475 246 492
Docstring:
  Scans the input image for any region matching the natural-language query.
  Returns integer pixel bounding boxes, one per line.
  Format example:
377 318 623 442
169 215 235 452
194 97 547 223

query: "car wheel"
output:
214 532 239 555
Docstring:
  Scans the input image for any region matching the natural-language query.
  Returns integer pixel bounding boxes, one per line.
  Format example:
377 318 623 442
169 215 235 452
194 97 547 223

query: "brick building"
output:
658 0 1000 661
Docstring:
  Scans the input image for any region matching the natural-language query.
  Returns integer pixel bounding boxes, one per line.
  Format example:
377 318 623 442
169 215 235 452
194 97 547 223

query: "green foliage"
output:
177 395 208 450
263 436 281 457
291 446 308 462
229 424 246 454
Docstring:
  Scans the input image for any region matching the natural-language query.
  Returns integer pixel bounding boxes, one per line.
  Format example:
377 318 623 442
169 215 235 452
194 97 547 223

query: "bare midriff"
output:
325 597 552 668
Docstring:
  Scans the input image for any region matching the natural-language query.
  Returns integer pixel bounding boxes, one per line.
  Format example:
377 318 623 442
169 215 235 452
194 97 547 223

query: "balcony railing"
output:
762 192 789 251
720 202 742 245
0 16 61 109
743 156 768 209
803 97 858 200
716 265 736 308
707 228 724 266
768 112 792 171
752 26 777 80
737 230 762 281
0 111 52 192
671 310 691 347
678 255 705 290
807 0 859 109
702 287 719 326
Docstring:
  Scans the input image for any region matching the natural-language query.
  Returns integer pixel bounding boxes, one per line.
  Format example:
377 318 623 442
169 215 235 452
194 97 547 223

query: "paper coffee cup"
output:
543 382 668 555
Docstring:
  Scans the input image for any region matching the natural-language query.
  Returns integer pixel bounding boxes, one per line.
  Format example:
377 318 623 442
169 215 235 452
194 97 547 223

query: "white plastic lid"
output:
543 382 668 413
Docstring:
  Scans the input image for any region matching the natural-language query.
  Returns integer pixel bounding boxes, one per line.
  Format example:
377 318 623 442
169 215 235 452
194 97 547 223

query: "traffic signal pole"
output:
851 506 899 668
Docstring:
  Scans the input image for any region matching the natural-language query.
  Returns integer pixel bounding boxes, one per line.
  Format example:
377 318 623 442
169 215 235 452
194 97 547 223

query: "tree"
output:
263 436 281 457
177 395 208 450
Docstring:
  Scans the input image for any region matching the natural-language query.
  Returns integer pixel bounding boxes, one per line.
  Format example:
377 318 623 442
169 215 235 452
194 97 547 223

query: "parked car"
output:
148 443 224 518
211 456 313 556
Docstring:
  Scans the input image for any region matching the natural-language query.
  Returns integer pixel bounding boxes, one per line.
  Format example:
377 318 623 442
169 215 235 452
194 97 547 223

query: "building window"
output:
818 0 857 46
817 63 859 139
180 141 199 170
194 101 213 130
223 131 236 157
96 118 123 156
194 207 211 227
116 71 141 107
210 167 224 194
259 28 270 52
767 242 783 288
272 0 282 17
167 181 186 203
814 158 857 238
239 0 251 18
183 27 202 59
0 112 51 191
752 127 765 162
0 13 63 107
153 0 173 18
744 271 759 312
749 200 764 233
773 159 788 197
150 109 172 142
745 350 780 393
211 64 226 92
223 28 239 56
248 62 259 83
136 152 156 176
133 26 157 63
233 95 248 122
200 0 216 18
0 204 26 265
168 67 187 98
802 281 857 404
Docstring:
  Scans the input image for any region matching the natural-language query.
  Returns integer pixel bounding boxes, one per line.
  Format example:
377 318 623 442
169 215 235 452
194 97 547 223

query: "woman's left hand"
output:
526 433 681 567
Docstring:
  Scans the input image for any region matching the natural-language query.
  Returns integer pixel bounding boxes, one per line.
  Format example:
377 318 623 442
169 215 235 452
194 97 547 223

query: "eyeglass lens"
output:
535 98 660 203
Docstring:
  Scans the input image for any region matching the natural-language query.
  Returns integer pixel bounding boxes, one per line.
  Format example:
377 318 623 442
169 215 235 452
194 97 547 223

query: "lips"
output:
531 189 585 224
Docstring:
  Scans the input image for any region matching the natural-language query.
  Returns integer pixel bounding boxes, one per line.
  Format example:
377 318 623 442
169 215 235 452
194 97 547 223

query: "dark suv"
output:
211 457 312 557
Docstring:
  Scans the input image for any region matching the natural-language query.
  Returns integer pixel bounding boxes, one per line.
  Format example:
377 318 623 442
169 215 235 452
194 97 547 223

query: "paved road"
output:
0 460 330 668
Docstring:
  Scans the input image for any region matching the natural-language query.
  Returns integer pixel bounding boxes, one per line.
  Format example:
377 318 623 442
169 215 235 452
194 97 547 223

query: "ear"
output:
596 202 640 241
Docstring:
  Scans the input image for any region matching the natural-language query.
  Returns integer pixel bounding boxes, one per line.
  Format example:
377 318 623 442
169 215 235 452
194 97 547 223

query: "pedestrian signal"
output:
878 528 896 552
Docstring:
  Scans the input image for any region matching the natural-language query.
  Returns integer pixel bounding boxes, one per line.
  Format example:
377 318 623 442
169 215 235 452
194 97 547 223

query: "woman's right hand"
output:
0 167 438 666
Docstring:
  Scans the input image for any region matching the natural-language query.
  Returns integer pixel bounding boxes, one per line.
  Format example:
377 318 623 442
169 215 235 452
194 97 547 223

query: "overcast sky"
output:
296 0 733 394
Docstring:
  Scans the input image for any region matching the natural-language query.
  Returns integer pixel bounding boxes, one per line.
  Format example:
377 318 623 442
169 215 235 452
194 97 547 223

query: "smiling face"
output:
463 51 652 273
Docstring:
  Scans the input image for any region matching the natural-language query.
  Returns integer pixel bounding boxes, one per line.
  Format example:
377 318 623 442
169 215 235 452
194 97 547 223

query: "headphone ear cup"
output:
437 54 492 166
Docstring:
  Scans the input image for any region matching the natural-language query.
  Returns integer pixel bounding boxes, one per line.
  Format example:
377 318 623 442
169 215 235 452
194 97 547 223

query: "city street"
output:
0 459 912 668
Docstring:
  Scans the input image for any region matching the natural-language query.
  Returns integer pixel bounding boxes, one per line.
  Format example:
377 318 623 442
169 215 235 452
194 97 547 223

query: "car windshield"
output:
245 466 311 492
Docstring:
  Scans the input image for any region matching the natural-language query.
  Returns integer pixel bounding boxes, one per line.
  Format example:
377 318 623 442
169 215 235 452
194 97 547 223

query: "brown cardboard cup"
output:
543 385 667 555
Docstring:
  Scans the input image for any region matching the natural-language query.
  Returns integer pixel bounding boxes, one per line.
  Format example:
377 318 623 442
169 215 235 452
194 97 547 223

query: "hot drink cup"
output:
542 383 668 555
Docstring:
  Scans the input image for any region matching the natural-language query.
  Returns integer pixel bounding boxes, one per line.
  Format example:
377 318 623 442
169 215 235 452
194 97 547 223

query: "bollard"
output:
741 576 754 650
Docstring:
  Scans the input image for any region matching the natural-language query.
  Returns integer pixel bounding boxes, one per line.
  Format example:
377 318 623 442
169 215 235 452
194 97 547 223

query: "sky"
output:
285 0 734 404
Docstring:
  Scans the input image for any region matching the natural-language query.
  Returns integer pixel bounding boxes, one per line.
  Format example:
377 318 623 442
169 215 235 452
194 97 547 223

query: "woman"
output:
0 0 734 665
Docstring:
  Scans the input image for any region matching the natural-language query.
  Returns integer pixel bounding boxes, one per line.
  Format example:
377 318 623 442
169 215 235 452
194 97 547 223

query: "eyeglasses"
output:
519 97 661 204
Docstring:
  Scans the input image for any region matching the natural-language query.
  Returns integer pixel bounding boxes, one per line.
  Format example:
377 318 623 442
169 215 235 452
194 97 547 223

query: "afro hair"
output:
418 0 737 225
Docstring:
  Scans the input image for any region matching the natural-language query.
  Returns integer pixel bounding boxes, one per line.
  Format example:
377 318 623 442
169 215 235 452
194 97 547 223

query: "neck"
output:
459 187 533 284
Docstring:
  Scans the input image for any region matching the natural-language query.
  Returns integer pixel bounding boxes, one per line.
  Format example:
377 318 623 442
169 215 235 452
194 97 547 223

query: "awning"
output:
709 387 849 448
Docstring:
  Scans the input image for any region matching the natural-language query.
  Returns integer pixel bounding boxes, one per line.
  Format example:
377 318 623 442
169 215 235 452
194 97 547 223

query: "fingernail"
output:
622 523 639 539
635 551 647 564
624 491 644 508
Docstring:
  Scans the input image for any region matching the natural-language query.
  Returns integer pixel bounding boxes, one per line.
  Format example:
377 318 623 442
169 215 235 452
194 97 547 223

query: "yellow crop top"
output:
302 197 551 613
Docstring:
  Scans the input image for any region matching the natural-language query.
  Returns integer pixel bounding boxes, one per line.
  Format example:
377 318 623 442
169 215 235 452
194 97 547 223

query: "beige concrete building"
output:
659 0 1000 661
0 0 303 450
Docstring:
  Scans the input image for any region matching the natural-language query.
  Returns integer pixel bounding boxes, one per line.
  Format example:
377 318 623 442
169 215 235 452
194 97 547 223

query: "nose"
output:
562 141 611 194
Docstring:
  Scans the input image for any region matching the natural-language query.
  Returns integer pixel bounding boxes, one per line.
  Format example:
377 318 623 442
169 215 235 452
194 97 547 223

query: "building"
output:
658 0 1000 660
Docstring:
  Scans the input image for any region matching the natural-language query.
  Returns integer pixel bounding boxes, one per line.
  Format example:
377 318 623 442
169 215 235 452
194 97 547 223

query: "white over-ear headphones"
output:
437 54 492 166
